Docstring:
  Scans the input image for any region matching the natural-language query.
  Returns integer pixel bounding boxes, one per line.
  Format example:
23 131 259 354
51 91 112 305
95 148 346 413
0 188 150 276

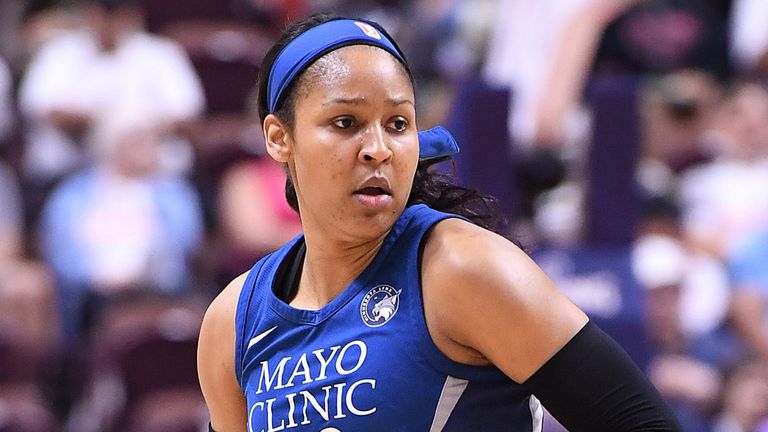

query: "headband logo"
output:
354 21 382 40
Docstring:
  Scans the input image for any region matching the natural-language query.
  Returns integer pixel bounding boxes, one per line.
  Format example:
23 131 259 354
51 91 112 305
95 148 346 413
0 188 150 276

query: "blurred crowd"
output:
1 0 768 431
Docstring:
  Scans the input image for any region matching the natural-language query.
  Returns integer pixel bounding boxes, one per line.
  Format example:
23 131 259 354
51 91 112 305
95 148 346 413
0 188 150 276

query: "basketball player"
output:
198 13 682 432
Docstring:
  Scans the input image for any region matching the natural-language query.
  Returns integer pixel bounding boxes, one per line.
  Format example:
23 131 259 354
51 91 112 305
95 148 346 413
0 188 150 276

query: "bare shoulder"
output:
198 273 249 431
420 218 540 325
421 217 587 383
201 272 248 340
426 217 526 263
422 218 534 295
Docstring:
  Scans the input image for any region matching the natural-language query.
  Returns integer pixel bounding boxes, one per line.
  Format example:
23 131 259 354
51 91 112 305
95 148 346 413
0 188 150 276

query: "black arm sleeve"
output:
523 321 682 432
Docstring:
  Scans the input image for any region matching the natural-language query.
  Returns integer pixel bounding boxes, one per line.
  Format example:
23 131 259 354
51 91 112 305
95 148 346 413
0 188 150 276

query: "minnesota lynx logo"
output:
360 285 401 327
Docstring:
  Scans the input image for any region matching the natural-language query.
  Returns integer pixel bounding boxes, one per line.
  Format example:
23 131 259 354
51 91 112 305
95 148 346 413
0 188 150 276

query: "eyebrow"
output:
322 97 414 107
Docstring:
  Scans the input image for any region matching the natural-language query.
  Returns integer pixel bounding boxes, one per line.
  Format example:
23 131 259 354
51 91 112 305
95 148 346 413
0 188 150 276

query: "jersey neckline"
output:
264 205 421 325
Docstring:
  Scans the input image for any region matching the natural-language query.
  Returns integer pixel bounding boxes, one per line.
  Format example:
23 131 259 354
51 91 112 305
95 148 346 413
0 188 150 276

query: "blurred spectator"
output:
17 0 85 63
216 157 302 282
730 0 768 75
711 361 768 432
484 0 734 153
678 81 768 258
638 70 721 181
0 159 58 368
595 0 734 80
483 0 639 149
0 0 21 62
0 56 12 143
18 0 204 188
0 158 59 432
38 106 204 342
0 388 61 432
728 229 768 362
633 233 730 350
0 162 22 261
404 0 491 127
633 234 729 430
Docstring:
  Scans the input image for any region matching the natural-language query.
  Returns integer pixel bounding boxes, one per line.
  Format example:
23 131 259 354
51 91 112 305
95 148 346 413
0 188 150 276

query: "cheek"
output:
329 153 347 179
293 144 348 190
396 144 419 178
320 150 347 180
402 161 418 190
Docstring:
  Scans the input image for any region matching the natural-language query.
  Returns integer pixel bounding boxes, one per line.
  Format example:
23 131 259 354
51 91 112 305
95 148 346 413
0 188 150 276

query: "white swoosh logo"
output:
247 326 278 349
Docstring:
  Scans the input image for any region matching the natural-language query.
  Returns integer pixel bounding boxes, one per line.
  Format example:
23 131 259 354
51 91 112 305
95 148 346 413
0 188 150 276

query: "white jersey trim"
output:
429 375 469 432
529 395 544 432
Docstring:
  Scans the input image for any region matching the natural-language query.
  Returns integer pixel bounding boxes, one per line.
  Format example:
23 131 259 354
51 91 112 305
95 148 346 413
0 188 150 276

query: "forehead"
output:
297 45 413 100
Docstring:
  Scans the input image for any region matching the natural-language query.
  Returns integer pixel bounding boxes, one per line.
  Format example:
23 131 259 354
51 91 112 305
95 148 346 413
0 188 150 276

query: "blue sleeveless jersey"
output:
235 204 542 432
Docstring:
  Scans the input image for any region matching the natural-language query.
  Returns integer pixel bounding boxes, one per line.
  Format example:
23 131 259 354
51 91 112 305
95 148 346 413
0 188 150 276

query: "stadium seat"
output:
445 75 518 217
126 387 207 432
139 0 236 34
0 387 60 432
584 73 642 246
0 323 39 385
74 297 206 432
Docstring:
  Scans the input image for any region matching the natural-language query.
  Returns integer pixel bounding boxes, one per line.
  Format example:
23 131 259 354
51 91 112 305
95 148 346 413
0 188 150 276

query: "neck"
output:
290 231 387 310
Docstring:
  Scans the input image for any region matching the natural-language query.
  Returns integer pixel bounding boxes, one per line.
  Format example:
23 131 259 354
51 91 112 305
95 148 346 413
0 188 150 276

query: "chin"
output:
349 205 402 237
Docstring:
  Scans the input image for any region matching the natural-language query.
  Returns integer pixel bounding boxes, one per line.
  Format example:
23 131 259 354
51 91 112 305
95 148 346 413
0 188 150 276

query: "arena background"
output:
1 0 767 430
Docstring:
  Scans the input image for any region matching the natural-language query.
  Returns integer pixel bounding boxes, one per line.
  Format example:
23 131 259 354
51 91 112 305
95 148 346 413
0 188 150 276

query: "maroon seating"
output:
0 324 39 386
126 387 207 432
191 55 259 116
76 297 206 432
159 19 271 117
0 387 60 432
139 0 236 34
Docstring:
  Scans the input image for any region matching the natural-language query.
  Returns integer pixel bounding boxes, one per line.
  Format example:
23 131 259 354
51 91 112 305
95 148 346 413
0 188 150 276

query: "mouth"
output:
354 176 392 195
353 178 392 208
355 186 389 196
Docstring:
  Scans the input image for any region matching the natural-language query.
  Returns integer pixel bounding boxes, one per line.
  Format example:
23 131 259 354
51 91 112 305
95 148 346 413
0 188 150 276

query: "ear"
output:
263 114 292 163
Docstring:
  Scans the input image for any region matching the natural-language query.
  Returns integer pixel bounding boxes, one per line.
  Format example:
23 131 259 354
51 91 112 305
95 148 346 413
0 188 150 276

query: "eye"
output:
333 117 355 129
389 118 408 132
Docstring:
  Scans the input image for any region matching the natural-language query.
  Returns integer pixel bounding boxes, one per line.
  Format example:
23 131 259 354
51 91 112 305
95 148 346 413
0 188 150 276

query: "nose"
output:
358 125 393 164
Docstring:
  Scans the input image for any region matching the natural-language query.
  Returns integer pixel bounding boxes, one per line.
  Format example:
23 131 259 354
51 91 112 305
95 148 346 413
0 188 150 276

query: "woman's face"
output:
271 45 419 244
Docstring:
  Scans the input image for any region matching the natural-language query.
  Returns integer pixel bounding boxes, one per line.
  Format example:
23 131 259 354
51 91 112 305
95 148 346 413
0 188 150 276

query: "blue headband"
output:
267 19 406 113
267 19 459 159
418 126 459 159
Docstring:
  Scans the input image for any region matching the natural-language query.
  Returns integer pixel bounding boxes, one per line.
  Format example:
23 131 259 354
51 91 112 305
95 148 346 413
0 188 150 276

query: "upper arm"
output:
422 219 588 383
198 274 249 432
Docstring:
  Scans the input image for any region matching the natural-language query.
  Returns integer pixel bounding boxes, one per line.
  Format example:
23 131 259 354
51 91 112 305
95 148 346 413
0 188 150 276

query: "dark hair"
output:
256 13 506 233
